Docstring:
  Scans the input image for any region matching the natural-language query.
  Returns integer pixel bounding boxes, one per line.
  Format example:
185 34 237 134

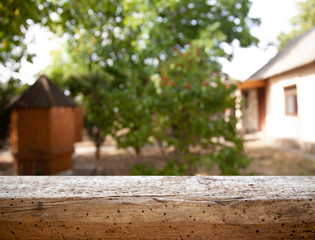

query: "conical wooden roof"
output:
8 75 76 108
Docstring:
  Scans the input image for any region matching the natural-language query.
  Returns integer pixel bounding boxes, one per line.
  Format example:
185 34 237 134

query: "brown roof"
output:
8 75 77 108
248 26 315 81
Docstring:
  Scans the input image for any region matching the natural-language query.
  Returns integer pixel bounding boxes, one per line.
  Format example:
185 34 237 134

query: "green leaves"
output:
277 0 315 49
0 0 58 70
41 0 257 173
130 45 249 175
0 78 27 147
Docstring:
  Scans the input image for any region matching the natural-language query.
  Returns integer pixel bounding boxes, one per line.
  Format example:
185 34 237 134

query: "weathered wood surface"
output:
0 176 314 239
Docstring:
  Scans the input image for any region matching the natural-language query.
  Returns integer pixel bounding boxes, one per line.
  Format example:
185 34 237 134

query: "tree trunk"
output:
95 142 101 160
94 132 103 160
135 147 141 156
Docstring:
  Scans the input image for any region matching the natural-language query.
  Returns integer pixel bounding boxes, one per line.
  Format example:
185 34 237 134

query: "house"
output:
239 26 315 153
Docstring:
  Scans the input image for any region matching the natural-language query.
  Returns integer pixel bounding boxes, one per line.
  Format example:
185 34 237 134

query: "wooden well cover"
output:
9 76 82 175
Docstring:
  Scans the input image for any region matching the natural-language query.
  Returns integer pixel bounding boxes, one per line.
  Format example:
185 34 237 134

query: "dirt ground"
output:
1 140 315 176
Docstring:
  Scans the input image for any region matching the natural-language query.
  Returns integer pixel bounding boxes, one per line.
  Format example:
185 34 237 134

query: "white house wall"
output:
265 62 315 151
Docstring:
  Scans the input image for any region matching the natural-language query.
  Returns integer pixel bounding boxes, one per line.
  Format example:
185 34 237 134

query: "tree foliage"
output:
277 0 315 49
0 0 57 70
1 0 260 72
67 73 118 160
53 0 260 67
45 45 119 160
131 45 249 175
0 78 27 148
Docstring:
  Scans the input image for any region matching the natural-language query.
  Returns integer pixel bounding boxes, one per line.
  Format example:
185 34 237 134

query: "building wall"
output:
264 62 315 152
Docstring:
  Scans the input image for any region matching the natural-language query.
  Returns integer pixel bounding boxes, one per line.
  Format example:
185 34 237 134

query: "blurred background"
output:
0 0 314 176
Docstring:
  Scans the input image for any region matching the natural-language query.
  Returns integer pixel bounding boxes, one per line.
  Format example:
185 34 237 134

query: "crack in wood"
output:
214 200 241 206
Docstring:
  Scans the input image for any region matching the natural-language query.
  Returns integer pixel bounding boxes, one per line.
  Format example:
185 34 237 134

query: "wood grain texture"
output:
0 176 314 239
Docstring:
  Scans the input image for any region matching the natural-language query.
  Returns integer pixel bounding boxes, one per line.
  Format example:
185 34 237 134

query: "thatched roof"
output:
8 75 76 108
248 26 315 81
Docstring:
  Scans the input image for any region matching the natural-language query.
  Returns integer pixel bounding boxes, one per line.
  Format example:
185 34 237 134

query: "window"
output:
284 85 298 115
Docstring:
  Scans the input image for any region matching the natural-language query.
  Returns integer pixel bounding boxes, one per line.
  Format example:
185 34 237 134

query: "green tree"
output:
66 73 118 160
1 0 260 73
47 47 154 157
53 0 260 67
46 45 121 160
131 45 249 175
51 0 259 148
121 0 260 57
0 0 58 70
43 0 258 173
0 78 27 148
114 86 154 155
277 0 315 49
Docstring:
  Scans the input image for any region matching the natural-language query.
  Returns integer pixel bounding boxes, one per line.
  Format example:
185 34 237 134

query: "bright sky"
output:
221 0 300 80
0 0 300 84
